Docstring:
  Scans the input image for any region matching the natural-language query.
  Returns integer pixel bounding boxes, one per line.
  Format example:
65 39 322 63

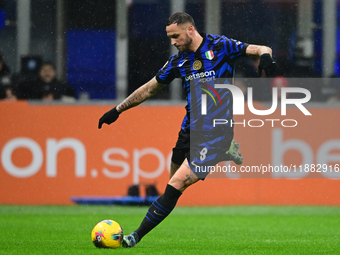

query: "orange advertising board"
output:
0 101 339 205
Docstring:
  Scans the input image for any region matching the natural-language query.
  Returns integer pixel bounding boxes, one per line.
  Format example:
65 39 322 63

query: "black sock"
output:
134 184 182 241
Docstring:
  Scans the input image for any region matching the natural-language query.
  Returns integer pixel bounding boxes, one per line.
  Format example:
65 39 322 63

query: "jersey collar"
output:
194 32 206 58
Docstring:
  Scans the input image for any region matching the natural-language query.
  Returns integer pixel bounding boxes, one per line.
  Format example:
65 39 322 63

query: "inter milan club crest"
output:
205 50 214 60
193 60 202 70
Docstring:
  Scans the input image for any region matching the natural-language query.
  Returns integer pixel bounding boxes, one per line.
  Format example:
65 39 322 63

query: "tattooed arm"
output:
98 77 167 129
116 77 166 113
246 44 277 77
246 44 272 57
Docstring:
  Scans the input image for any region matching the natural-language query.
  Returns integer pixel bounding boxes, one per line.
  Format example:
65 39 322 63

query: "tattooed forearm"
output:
246 45 260 56
118 100 132 112
116 78 166 113
246 45 272 57
118 87 146 112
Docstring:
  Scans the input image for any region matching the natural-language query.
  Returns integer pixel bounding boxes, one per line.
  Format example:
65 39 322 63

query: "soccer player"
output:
98 12 277 247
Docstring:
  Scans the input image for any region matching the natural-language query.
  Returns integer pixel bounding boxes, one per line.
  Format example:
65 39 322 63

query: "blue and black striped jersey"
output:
156 33 248 132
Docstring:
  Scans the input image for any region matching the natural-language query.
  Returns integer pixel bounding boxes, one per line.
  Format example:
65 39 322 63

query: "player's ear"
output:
187 24 195 34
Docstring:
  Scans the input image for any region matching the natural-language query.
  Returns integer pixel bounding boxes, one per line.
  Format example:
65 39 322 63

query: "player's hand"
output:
98 106 120 129
258 53 278 77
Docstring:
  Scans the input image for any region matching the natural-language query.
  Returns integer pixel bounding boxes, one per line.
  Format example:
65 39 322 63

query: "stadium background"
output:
0 0 340 206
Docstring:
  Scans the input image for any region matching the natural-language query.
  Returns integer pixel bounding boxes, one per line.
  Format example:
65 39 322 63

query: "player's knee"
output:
168 177 185 192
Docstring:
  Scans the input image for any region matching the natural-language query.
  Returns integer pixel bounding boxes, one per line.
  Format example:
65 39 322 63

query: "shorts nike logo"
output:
154 210 164 217
178 59 188 67
191 161 199 168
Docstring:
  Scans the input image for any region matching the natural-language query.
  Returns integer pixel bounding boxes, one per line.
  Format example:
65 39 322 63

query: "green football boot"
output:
226 140 243 165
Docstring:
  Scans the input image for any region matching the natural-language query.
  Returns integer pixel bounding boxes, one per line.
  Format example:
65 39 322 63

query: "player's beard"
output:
177 34 193 52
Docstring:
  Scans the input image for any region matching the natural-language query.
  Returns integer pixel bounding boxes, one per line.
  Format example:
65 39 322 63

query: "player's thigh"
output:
170 161 181 179
168 159 199 192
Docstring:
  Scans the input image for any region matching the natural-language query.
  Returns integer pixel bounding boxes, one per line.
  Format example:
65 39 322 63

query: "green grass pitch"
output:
0 205 339 254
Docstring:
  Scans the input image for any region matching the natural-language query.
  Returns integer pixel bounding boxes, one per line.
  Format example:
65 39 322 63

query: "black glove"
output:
98 106 120 129
258 53 278 77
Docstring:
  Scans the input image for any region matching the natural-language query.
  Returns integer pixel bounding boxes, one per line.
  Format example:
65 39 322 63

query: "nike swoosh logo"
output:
178 59 188 67
154 210 164 217
191 161 199 168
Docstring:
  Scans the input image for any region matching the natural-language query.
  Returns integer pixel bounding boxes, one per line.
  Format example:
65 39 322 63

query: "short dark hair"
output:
166 12 196 28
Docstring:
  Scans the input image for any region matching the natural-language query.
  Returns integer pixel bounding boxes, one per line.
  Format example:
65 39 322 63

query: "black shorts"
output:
171 129 190 165
187 130 233 179
172 128 234 179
